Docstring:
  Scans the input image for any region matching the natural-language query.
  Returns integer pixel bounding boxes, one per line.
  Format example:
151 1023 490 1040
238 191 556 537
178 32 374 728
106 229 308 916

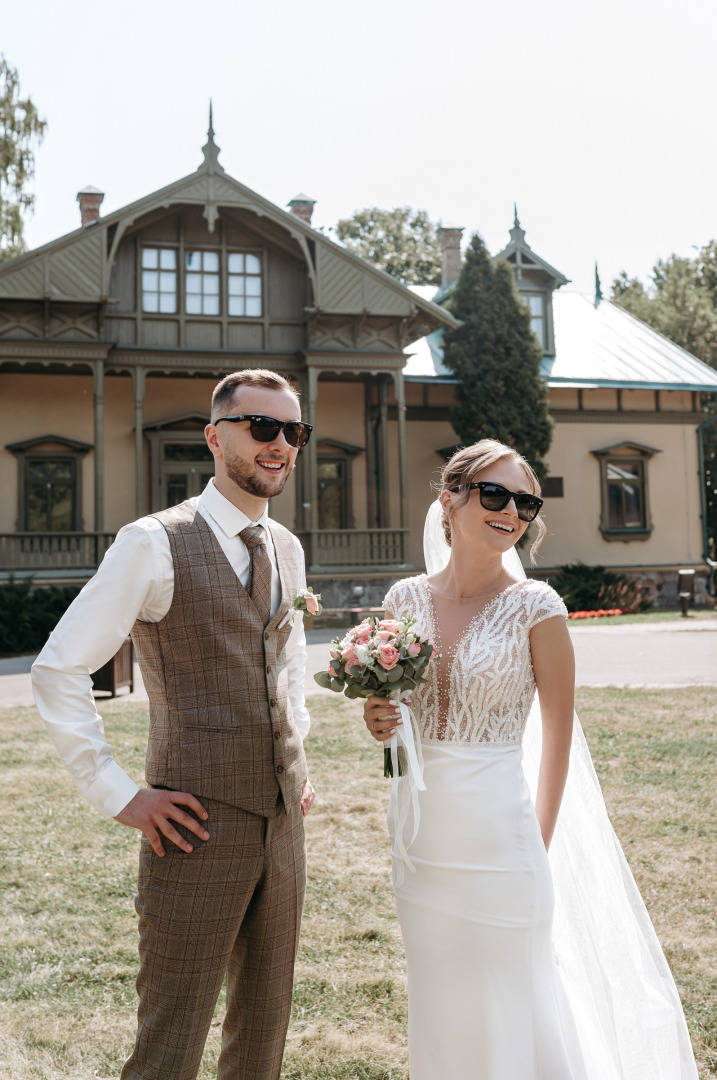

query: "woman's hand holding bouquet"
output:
314 614 435 778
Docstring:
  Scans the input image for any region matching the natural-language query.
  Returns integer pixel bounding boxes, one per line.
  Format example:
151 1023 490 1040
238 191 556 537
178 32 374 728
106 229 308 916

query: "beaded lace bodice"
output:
383 574 567 747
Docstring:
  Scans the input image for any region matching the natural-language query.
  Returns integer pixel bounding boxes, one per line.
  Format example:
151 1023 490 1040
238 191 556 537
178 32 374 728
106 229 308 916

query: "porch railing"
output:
0 532 116 574
0 528 411 577
298 529 410 571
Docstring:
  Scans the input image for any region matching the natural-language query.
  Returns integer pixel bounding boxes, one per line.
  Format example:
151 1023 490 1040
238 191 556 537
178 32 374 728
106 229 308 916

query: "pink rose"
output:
378 644 400 670
407 642 421 657
379 619 401 633
355 630 372 645
305 593 320 615
376 630 394 642
341 644 357 664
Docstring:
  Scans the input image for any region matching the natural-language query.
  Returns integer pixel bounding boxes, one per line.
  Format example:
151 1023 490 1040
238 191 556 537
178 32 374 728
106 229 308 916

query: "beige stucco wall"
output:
0 371 706 575
538 419 703 569
0 372 96 532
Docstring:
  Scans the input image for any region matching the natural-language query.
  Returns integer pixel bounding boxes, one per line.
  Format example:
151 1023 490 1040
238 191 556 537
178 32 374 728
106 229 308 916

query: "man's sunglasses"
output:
215 414 313 448
450 481 543 522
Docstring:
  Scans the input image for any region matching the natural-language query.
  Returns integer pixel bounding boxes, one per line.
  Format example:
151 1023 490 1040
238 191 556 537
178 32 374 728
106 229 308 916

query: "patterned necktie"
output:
240 525 272 627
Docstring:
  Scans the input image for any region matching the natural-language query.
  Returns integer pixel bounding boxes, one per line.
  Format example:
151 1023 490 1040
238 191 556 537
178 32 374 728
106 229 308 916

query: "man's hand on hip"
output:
301 778 316 817
114 787 210 857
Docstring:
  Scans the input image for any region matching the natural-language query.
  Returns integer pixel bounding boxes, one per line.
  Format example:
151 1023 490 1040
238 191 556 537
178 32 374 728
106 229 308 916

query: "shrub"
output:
0 577 80 656
552 563 652 615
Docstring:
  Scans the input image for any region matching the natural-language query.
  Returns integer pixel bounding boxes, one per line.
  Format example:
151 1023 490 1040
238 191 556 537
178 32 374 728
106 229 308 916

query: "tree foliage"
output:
0 55 46 263
441 233 553 481
612 242 717 371
334 206 442 285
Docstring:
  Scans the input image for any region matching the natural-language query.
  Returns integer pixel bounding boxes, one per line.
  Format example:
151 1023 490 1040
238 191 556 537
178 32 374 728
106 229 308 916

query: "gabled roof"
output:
403 286 717 392
494 209 569 289
0 123 457 340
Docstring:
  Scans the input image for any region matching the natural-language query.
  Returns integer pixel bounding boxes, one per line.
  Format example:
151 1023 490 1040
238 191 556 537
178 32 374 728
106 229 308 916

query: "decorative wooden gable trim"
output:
0 122 457 345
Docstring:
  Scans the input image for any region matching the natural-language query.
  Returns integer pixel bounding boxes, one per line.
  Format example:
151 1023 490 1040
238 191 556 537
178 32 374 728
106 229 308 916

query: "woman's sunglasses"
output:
215 414 313 449
451 481 543 522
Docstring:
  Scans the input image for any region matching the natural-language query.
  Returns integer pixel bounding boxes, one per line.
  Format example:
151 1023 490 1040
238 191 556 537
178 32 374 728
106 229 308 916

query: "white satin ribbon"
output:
386 698 426 884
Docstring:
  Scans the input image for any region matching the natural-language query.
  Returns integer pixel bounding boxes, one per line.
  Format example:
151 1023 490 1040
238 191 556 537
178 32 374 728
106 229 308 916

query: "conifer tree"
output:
442 233 553 481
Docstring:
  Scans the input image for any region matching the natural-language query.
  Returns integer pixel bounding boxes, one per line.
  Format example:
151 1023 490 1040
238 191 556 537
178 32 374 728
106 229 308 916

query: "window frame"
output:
141 246 178 314
591 442 659 542
6 437 92 533
226 250 263 319
184 249 221 317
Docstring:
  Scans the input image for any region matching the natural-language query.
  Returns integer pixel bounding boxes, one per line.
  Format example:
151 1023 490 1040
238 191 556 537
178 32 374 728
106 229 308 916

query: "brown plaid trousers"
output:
122 503 308 1079
121 799 306 1080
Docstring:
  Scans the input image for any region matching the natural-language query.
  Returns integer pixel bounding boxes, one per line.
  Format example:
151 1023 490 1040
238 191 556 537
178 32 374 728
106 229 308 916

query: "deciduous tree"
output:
0 55 46 263
334 206 442 285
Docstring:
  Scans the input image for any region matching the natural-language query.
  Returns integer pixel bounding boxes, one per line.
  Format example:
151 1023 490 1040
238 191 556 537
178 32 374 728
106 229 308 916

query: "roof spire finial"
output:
509 203 526 244
200 99 224 175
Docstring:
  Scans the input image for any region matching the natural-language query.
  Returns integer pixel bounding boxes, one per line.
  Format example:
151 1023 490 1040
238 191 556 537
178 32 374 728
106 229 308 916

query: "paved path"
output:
2 619 715 709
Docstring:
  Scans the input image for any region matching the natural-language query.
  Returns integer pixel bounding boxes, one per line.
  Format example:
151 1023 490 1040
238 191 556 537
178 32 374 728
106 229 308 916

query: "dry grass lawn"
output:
0 687 714 1078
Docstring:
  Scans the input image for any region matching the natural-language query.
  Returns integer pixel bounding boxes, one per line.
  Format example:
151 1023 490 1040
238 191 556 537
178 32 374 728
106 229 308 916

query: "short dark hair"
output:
210 369 300 421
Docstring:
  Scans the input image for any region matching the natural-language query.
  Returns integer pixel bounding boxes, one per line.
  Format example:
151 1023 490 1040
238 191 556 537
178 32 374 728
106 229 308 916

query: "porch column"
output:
295 370 309 532
378 374 390 527
93 360 104 531
133 367 146 519
364 375 377 527
306 366 320 542
395 369 409 532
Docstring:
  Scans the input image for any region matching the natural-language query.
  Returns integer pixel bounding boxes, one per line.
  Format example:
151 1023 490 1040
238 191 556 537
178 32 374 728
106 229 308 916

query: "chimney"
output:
76 186 104 227
287 193 316 226
438 223 464 287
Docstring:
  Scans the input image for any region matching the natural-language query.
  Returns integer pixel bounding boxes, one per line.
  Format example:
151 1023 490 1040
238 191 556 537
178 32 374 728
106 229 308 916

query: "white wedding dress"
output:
383 525 698 1079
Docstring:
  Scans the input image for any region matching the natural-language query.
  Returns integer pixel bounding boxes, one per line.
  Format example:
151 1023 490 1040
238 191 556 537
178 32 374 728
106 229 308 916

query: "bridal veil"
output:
423 499 698 1080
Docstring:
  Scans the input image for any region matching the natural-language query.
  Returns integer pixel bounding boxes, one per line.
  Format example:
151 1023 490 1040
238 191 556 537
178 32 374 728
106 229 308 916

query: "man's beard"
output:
224 445 290 499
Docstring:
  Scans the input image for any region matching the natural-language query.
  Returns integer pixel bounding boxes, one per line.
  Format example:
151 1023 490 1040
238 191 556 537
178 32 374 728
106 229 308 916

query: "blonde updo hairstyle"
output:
439 440 546 563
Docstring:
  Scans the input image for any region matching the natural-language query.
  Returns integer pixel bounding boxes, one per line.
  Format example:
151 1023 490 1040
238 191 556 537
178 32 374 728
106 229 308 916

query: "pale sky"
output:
4 0 717 295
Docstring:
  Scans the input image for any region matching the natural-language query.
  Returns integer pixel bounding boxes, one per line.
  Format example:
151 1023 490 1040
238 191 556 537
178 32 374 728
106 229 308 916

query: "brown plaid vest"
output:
131 501 307 817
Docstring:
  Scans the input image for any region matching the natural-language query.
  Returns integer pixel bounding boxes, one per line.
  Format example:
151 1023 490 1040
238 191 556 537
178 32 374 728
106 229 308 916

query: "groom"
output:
32 368 316 1080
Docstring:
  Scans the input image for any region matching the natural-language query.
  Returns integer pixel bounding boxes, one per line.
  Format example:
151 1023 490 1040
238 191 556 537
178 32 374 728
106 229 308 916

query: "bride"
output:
363 439 697 1080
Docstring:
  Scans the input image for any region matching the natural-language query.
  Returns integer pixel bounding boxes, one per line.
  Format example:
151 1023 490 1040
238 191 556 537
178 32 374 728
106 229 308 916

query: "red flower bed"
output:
567 609 623 620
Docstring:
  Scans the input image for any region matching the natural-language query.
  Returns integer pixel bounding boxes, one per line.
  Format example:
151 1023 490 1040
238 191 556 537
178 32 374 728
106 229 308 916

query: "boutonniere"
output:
277 588 324 630
293 587 323 616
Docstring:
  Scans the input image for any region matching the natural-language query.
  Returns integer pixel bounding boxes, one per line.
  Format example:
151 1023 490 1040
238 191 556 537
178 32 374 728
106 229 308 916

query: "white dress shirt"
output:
32 480 311 819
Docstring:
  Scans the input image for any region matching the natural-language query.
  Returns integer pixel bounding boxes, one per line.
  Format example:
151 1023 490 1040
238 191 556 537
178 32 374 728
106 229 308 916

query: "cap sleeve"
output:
528 581 568 629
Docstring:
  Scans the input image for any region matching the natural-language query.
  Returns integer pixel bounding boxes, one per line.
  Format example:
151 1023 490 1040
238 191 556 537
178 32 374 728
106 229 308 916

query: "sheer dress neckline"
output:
382 573 566 746
423 575 529 737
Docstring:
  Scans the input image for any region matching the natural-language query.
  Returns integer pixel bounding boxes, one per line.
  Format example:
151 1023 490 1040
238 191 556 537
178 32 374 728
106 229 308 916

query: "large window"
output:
25 457 77 531
228 253 262 317
141 247 262 318
524 294 545 348
186 251 220 315
142 248 177 313
317 458 350 529
606 460 645 530
163 440 215 505
592 443 657 541
7 437 90 532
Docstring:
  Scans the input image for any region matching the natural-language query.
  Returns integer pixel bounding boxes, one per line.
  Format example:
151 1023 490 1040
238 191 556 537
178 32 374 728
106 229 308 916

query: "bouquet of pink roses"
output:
314 614 436 778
